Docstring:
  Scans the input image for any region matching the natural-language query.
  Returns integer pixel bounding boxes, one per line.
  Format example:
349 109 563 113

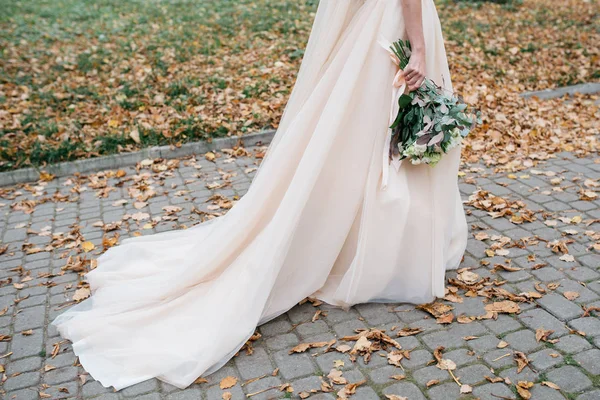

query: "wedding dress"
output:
51 0 468 391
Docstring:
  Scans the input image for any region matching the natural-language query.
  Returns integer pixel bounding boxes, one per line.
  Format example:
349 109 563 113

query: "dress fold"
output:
51 0 467 391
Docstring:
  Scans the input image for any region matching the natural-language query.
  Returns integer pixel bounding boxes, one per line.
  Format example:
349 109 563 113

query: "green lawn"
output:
0 0 598 171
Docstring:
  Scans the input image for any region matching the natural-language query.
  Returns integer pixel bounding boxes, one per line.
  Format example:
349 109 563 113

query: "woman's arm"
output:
401 0 426 91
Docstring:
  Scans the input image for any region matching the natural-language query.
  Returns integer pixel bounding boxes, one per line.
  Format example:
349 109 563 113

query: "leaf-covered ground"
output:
0 0 598 171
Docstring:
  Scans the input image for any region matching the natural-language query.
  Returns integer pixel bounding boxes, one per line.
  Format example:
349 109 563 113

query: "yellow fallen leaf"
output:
81 241 95 252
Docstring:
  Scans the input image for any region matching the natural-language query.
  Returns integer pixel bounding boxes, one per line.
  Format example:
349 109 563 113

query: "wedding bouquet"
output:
384 39 481 167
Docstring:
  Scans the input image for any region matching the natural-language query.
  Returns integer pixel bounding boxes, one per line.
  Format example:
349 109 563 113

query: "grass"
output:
0 0 598 171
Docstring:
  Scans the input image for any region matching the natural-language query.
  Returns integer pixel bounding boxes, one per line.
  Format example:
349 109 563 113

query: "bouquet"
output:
383 39 481 167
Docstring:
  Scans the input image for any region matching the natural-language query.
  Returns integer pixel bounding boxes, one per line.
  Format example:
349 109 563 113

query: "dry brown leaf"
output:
563 291 580 300
416 302 454 318
514 352 534 374
535 328 554 342
436 313 454 324
460 384 473 394
396 327 423 337
516 381 533 400
484 300 520 314
426 379 440 387
289 341 335 354
220 376 237 389
327 368 347 385
542 381 561 390
73 287 91 302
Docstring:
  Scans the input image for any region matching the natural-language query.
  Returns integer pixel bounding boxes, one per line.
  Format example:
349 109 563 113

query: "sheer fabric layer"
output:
51 0 467 391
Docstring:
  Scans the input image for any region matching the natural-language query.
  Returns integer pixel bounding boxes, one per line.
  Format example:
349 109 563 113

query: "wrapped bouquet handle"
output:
378 35 406 191
377 34 481 192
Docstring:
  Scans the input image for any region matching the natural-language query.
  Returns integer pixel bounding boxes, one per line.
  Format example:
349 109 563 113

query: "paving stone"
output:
273 349 316 380
519 308 569 337
4 387 39 400
568 317 600 336
43 380 78 399
368 365 405 385
3 371 41 391
258 314 292 337
356 349 389 369
427 381 461 400
483 348 517 369
532 267 566 282
295 320 330 339
422 328 470 350
206 383 245 400
6 356 43 375
467 335 501 352
290 375 323 394
382 382 426 400
10 328 44 359
130 393 161 400
472 383 514 400
332 319 367 337
82 380 115 397
13 305 46 331
502 362 540 384
482 314 522 335
455 363 492 385
43 366 79 385
265 333 299 351
573 349 600 375
320 305 360 324
397 349 432 369
546 365 592 393
443 348 477 367
234 347 274 380
577 390 600 400
167 388 203 400
314 349 353 372
503 329 542 353
243 376 282 400
412 365 450 386
204 365 240 387
555 334 593 354
565 266 600 281
529 348 564 371
556 280 599 303
355 303 398 325
529 384 567 400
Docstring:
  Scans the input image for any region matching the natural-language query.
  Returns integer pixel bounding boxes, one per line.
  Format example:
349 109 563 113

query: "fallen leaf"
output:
535 328 554 342
327 368 347 385
484 300 520 314
542 381 560 390
81 241 95 252
220 376 237 389
563 291 580 300
73 287 91 302
460 384 473 394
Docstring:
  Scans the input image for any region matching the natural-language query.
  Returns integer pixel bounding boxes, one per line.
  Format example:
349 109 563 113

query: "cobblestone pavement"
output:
0 146 599 400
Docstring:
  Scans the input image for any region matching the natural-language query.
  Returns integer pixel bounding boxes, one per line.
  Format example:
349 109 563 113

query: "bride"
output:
52 0 468 391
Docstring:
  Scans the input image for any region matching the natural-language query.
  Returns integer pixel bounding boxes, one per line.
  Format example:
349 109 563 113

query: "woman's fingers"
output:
406 75 424 91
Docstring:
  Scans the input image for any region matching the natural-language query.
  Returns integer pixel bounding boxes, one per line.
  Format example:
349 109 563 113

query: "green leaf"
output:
397 93 413 109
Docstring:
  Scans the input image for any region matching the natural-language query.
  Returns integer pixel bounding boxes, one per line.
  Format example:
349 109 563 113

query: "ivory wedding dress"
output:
52 0 468 391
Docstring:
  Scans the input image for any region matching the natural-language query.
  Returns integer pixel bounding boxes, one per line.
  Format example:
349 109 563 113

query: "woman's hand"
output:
404 49 426 92
400 0 427 92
